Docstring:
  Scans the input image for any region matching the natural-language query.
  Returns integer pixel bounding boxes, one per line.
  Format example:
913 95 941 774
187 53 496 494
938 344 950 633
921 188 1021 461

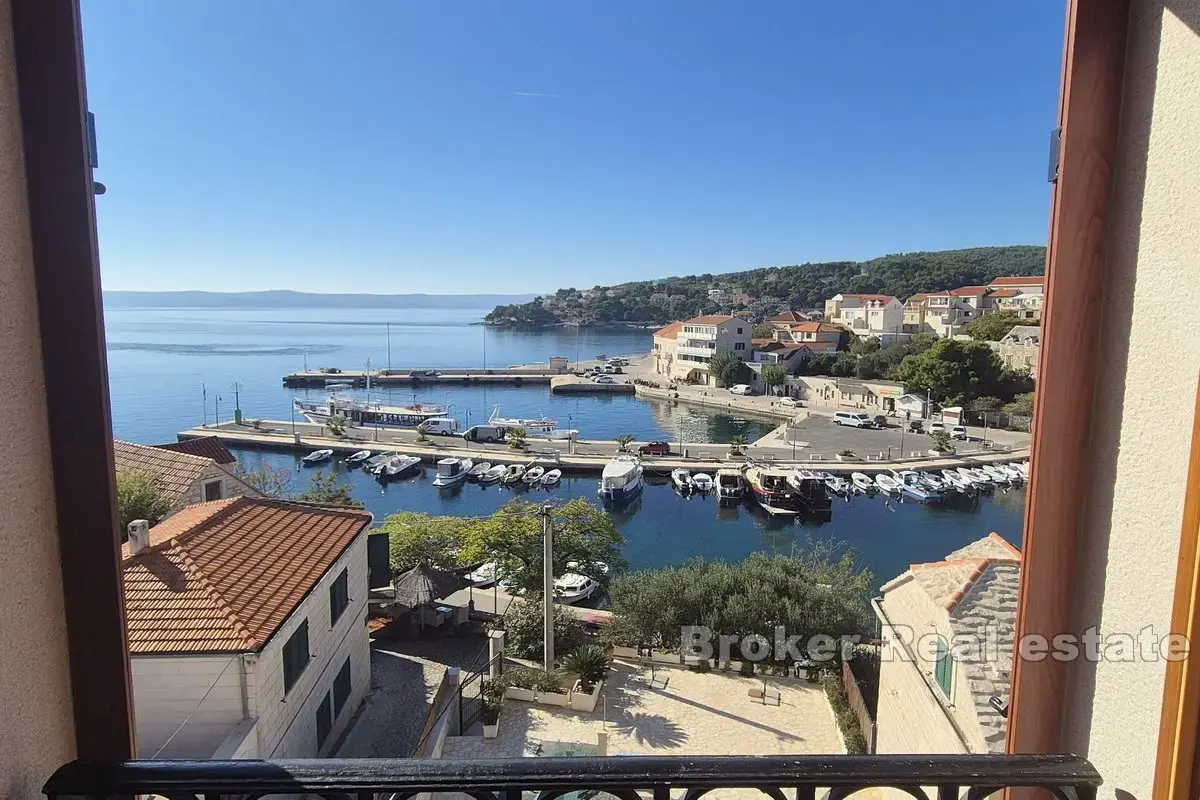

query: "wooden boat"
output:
523 466 546 484
874 473 902 494
744 465 800 515
501 464 526 484
467 461 492 481
302 449 333 465
691 473 713 492
824 473 851 496
480 464 506 484
541 468 562 486
850 472 875 493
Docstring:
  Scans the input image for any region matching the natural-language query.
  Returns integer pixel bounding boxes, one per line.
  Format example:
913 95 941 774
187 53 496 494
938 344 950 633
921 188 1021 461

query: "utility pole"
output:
386 323 392 372
202 383 207 427
215 394 221 426
541 504 555 670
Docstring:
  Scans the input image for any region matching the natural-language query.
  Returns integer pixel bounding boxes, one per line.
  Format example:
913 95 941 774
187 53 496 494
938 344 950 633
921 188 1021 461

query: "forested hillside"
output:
485 245 1045 326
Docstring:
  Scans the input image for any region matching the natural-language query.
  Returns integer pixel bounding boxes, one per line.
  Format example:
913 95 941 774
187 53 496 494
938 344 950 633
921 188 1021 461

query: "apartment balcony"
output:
677 344 717 358
43 754 1101 800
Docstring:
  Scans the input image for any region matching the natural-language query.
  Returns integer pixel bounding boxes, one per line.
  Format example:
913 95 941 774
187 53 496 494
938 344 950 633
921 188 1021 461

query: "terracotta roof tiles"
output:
153 436 237 465
683 314 737 325
989 276 1044 287
113 440 215 507
653 321 683 339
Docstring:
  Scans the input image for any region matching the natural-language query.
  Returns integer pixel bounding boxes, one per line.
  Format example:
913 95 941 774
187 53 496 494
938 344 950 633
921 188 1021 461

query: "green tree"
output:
890 338 1005 406
237 463 293 498
849 337 881 356
296 470 363 508
930 430 955 453
1003 392 1036 416
615 434 636 452
708 351 736 387
464 499 626 599
761 364 789 394
963 310 1034 341
727 359 753 386
507 426 527 450
803 352 837 376
380 511 472 574
502 599 586 661
830 351 858 377
751 322 776 339
116 469 172 532
415 421 430 442
325 413 348 437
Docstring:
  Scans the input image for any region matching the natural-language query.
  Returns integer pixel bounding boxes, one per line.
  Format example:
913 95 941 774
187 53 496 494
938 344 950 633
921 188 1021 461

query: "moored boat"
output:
598 455 644 502
671 468 692 493
383 454 421 478
294 386 447 428
345 449 372 465
302 449 333 465
489 406 578 439
541 469 562 486
523 466 546 484
875 473 902 494
824 473 851 496
896 470 942 502
432 457 473 487
851 472 875 493
691 473 714 492
716 468 745 500
480 464 506 484
467 461 492 481
788 469 831 509
501 464 526 484
744 465 800 515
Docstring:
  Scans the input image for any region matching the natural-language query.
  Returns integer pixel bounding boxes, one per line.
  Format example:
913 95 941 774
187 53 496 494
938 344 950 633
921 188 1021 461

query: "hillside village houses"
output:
114 437 261 517
990 325 1041 372
652 314 752 386
123 496 374 759
823 294 906 344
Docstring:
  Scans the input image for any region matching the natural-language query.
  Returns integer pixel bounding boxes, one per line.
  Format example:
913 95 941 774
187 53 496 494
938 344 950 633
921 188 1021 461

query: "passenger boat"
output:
345 449 372 465
671 468 692 493
824 473 851 496
598 455 644 502
488 406 578 439
480 464 507 484
874 473 902 494
501 464 526 484
743 465 800 515
850 472 875 493
467 461 492 481
432 457 473 487
523 466 546 484
896 470 942 503
541 469 562 486
294 384 447 428
691 473 714 492
715 468 745 499
302 449 333 465
383 454 421 478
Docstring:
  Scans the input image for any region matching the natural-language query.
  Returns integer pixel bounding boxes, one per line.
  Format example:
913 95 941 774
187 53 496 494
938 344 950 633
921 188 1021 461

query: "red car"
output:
638 441 671 456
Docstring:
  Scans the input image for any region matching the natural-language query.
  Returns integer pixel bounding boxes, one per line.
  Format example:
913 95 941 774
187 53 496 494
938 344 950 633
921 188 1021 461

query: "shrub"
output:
502 666 561 693
690 659 712 673
502 599 585 661
821 666 869 754
481 677 505 724
838 449 856 458
561 645 609 692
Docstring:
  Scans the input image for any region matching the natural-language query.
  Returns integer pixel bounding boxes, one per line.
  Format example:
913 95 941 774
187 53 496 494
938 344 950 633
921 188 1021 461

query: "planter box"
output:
504 686 536 702
569 679 604 712
483 722 499 739
682 654 711 668
650 650 681 665
537 690 570 707
928 449 954 458
611 646 639 659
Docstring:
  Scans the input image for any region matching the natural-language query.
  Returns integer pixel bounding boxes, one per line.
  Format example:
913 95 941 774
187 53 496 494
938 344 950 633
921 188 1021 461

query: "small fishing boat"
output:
691 473 714 492
598 455 644 502
941 469 970 492
302 449 333 465
957 466 992 487
824 474 851 496
467 461 492 481
364 454 391 474
919 472 947 492
851 472 875 493
671 468 692 493
896 470 942 503
744 465 800 515
541 468 562 486
998 463 1024 482
432 457 473 487
715 468 745 499
980 464 1011 484
875 473 902 494
345 449 372 465
788 469 832 509
523 466 546 484
384 454 421 478
480 464 506 484
501 464 526 484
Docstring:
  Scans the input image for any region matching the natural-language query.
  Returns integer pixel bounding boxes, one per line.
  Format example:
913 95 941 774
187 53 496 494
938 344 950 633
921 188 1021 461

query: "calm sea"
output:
104 305 1026 586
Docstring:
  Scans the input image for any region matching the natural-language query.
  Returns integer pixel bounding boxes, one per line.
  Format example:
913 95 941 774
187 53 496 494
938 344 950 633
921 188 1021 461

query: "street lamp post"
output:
541 504 555 669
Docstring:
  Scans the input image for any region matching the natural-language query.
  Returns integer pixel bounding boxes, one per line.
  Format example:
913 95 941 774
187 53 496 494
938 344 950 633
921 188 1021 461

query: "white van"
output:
833 411 873 428
463 424 506 443
729 384 752 395
422 418 459 436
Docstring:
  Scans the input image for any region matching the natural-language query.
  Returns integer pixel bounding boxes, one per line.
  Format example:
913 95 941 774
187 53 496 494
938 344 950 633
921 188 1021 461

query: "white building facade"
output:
823 294 905 344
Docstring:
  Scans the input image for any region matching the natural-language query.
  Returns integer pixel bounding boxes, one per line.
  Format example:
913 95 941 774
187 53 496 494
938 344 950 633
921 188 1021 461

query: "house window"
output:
203 480 222 501
283 619 310 693
734 342 745 351
329 568 349 626
315 690 333 748
934 636 954 699
333 656 352 716
737 327 743 334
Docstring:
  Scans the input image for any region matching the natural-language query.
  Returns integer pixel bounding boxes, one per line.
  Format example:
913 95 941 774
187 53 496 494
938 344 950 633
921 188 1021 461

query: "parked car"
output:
779 396 800 408
833 411 873 428
602 364 616 374
951 425 969 440
594 375 615 384
423 418 460 436
929 421 946 434
873 415 888 428
611 366 623 374
463 424 506 443
639 441 671 456
729 384 753 395
909 420 925 434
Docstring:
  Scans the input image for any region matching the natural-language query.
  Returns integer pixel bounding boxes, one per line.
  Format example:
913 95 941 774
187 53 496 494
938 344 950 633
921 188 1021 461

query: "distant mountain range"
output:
103 290 538 309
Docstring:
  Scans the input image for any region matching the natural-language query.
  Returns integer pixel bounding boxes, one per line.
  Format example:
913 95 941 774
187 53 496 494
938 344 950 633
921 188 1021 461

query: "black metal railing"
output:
45 754 1099 800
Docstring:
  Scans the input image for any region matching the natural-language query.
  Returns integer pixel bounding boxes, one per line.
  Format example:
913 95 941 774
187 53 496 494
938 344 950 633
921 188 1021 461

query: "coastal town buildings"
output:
900 278 1044 337
989 325 1041 371
873 534 1021 756
651 314 751 385
123 496 373 759
823 294 905 343
114 438 260 519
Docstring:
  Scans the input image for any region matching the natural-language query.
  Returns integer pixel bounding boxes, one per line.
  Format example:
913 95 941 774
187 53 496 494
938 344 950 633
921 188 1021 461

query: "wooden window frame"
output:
10 0 1136 766
282 620 311 694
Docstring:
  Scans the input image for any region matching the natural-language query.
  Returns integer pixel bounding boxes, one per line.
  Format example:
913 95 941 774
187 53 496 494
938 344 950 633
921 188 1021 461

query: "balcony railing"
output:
44 754 1101 800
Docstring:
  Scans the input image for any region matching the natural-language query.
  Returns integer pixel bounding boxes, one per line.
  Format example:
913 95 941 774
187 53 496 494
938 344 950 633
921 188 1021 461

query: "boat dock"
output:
283 368 561 388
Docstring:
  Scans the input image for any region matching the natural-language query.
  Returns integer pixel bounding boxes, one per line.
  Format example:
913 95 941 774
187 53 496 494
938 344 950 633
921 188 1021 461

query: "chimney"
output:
127 519 151 555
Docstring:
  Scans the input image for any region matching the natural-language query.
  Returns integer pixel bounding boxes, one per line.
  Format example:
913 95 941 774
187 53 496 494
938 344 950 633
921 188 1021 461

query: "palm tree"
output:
728 434 748 455
325 413 347 437
507 426 527 450
615 434 636 452
415 421 430 442
561 645 610 693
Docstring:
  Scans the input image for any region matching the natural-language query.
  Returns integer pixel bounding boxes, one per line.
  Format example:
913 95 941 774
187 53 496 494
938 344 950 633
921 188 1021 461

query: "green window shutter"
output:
934 636 954 698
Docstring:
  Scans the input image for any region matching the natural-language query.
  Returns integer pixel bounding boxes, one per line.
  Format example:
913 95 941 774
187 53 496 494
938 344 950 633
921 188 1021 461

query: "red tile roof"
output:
949 285 991 297
653 321 683 339
839 294 898 304
154 436 237 465
122 496 373 655
790 322 844 334
683 314 736 325
987 288 1021 298
989 276 1044 287
114 440 216 507
769 310 810 324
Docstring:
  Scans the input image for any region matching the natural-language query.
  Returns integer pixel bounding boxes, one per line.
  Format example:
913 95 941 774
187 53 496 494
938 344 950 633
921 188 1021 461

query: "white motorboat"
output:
467 461 492 481
541 469 562 486
1016 461 1030 478
941 469 971 492
489 406 578 439
598 455 644 502
501 464 526 484
825 474 851 496
523 466 546 484
957 466 992 487
691 473 714 492
480 464 506 484
896 470 942 503
919 472 946 491
365 454 391 474
716 468 745 499
432 457 473 487
998 464 1024 482
554 572 600 604
875 473 902 494
467 561 499 586
671 469 692 493
345 449 372 465
302 449 333 465
851 472 875 493
383 454 422 478
980 464 1011 484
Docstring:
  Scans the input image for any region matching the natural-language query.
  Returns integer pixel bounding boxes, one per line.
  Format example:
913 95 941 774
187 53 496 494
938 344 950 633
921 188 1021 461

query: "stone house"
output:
114 438 260 518
989 325 1041 372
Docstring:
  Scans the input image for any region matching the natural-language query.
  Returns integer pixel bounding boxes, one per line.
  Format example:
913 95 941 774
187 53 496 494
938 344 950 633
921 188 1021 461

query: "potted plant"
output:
929 430 956 457
562 645 609 711
534 669 569 706
325 413 348 437
728 434 748 456
836 449 856 462
501 666 539 702
507 426 527 450
481 678 504 739
615 434 636 453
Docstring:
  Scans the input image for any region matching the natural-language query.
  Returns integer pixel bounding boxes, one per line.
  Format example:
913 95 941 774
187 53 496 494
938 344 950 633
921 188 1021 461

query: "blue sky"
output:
82 1 1065 294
